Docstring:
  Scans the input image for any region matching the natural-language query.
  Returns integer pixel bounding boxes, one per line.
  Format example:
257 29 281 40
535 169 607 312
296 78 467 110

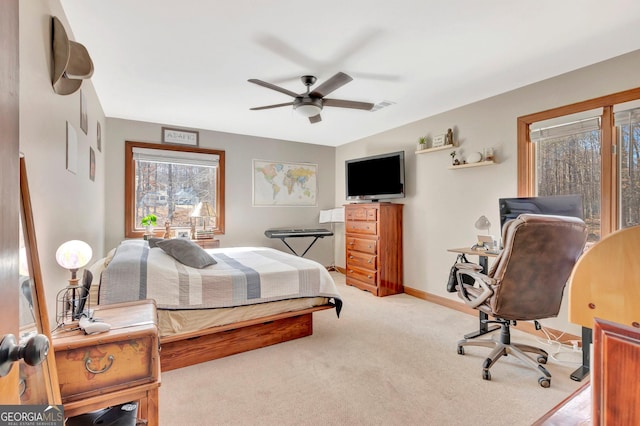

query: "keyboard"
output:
264 228 333 238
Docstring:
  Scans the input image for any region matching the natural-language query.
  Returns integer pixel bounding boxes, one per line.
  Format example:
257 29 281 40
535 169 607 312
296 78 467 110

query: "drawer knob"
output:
349 242 354 245
85 355 115 374
368 259 372 263
349 256 354 259
367 275 372 279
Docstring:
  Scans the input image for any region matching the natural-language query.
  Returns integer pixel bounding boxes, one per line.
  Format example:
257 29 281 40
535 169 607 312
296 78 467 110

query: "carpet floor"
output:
159 272 583 425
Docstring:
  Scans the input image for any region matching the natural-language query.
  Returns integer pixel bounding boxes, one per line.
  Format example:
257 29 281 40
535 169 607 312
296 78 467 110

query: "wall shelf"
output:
415 144 454 154
448 160 496 170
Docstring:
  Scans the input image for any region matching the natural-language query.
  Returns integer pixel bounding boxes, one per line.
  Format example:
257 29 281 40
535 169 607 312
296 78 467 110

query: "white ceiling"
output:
60 0 640 147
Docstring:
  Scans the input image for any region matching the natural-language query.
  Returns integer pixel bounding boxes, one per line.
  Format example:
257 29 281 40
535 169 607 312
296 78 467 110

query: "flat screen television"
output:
345 151 405 201
498 195 584 228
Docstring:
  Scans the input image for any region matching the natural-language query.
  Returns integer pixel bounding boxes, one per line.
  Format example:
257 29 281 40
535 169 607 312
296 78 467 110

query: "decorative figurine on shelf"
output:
445 128 454 146
450 150 457 165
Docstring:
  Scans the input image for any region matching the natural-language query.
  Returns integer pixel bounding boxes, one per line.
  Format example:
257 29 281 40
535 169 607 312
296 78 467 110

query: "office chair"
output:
455 214 587 387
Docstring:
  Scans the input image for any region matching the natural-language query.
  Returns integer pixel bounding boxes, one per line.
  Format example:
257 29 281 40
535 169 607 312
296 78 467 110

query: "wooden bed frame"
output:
159 304 334 371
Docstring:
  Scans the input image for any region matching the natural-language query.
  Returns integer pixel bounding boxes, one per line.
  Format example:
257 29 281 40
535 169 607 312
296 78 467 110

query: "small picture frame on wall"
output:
162 127 199 146
89 147 96 182
97 121 102 152
80 90 88 135
66 121 78 174
432 134 446 147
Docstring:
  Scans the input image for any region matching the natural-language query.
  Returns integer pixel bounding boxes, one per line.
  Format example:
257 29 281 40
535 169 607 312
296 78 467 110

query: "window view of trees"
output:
617 118 640 229
135 160 217 230
519 88 640 240
535 130 601 242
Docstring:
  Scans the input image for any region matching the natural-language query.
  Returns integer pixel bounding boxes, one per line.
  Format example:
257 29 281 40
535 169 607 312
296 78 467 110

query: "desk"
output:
448 247 500 339
265 228 333 257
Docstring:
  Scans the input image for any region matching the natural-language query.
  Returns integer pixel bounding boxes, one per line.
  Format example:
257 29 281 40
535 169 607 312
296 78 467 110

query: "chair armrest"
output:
456 269 495 309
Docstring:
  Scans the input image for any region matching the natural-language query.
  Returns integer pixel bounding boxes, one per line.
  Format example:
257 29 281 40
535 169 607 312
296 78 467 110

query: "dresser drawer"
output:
347 250 377 269
346 220 377 235
346 207 378 221
346 266 377 286
55 330 158 402
346 237 377 254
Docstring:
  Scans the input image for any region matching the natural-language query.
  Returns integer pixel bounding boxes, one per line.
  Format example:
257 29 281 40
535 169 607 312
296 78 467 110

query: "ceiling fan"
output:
248 72 374 123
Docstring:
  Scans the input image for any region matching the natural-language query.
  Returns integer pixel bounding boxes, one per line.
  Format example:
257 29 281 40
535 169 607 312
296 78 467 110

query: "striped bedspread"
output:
99 240 342 315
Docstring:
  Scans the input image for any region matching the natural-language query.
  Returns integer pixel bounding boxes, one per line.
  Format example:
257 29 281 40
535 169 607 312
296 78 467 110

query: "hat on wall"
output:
51 16 94 95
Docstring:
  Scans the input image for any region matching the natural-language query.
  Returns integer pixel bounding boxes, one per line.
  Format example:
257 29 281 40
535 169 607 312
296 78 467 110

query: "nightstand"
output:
52 300 160 425
192 238 220 249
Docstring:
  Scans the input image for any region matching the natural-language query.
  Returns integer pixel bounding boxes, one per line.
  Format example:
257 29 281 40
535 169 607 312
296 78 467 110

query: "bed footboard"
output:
160 305 332 371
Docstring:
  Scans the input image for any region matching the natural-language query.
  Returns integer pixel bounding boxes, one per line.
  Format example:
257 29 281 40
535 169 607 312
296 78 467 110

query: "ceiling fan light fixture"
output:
293 97 323 118
294 103 322 118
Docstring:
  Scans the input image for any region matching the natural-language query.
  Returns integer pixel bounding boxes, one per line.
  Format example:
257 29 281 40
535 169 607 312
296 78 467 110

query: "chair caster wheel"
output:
537 356 548 364
538 377 551 388
482 370 491 381
457 346 464 355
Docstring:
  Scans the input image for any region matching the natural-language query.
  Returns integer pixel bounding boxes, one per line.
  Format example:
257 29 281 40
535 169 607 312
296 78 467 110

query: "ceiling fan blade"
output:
323 98 374 110
309 72 353 98
250 102 293 111
309 114 322 124
248 79 299 98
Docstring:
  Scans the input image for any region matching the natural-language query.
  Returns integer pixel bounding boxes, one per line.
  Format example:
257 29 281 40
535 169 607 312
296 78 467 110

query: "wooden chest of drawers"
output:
52 300 160 424
345 203 403 296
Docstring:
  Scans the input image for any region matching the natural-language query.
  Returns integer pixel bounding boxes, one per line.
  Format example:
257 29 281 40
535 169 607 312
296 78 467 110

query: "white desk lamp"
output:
473 215 495 250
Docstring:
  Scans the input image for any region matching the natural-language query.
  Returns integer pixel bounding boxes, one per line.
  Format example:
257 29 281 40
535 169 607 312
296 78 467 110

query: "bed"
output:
93 240 342 371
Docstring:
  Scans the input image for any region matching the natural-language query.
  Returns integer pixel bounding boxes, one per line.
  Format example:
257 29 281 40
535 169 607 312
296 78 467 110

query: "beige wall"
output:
336 49 640 335
19 0 106 324
104 119 337 266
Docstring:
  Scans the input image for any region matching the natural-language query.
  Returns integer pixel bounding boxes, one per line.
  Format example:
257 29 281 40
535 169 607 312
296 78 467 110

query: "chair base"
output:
457 321 552 387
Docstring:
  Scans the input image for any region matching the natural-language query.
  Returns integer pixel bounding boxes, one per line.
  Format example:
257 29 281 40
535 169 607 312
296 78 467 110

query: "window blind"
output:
614 107 640 126
132 147 219 167
530 117 601 142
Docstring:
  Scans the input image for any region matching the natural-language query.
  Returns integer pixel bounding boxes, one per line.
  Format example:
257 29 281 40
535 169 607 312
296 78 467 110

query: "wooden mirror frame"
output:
19 155 62 405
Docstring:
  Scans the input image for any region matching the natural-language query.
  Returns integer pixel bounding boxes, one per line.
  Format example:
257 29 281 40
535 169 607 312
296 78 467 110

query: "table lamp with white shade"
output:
55 240 92 326
190 201 216 239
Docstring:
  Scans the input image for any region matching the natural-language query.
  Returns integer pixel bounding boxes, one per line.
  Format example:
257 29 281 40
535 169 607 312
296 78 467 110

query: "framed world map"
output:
253 159 318 206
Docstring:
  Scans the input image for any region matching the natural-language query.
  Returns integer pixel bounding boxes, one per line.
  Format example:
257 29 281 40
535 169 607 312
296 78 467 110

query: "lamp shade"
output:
190 201 215 218
474 215 491 232
55 240 92 270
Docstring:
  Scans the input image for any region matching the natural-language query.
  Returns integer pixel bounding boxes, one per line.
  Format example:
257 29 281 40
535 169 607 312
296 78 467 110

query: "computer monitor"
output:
498 195 584 229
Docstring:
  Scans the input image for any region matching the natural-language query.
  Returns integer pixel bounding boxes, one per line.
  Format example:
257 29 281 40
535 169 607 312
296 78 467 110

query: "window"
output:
615 107 640 228
530 115 602 241
125 141 225 238
518 87 640 241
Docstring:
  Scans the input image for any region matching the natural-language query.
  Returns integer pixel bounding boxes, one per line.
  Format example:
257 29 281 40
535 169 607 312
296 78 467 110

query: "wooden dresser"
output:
345 203 403 296
52 300 160 425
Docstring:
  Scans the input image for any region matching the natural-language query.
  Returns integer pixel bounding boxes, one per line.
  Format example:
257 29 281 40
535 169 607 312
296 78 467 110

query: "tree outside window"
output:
125 141 225 238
